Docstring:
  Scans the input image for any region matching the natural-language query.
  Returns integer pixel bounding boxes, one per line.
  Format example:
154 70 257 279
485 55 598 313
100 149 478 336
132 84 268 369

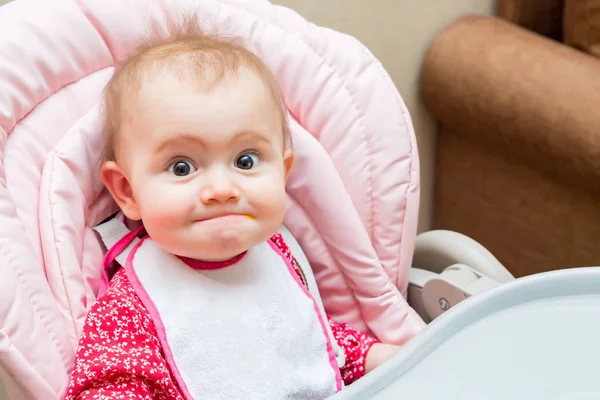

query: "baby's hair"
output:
100 14 291 167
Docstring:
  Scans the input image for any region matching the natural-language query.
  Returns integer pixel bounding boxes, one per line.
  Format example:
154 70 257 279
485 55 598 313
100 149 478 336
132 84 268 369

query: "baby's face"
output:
117 67 293 261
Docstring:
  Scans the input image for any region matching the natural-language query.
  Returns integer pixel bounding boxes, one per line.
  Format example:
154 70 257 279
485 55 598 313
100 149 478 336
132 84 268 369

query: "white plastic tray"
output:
332 267 600 400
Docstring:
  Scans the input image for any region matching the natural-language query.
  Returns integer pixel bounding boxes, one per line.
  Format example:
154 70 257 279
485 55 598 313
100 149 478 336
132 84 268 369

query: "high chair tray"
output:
332 267 600 400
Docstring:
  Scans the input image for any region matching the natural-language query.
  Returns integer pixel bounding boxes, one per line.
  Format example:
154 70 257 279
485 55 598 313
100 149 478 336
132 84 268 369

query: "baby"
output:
65 22 399 400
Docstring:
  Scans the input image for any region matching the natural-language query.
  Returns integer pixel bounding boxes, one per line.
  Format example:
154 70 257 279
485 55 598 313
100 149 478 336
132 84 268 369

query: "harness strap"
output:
93 216 141 267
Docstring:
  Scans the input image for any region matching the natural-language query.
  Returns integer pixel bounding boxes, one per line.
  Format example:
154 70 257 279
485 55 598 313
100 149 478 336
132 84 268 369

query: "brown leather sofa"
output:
419 15 600 278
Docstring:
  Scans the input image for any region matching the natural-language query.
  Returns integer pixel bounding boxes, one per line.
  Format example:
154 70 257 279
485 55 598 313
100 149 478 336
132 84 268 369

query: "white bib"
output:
95 218 342 400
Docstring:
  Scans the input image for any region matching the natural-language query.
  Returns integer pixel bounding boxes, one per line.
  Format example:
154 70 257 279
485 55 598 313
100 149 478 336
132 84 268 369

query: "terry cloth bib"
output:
94 217 343 399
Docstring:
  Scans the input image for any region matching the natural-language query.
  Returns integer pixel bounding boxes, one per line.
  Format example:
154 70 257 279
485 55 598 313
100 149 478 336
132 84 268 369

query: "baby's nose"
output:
199 170 240 204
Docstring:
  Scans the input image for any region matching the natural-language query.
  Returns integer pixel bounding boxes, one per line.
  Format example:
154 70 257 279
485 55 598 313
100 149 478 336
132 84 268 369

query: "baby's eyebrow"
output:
154 133 206 154
153 130 276 155
230 130 272 145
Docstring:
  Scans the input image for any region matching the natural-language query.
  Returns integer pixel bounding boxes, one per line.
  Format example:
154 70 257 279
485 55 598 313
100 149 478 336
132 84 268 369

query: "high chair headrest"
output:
0 0 424 398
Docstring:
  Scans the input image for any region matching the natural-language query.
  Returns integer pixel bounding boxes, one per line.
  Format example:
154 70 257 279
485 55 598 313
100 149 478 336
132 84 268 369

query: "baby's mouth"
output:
196 214 254 222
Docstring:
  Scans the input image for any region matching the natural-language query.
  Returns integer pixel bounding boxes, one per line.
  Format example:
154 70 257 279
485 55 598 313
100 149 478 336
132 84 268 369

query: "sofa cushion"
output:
497 0 564 40
564 0 600 58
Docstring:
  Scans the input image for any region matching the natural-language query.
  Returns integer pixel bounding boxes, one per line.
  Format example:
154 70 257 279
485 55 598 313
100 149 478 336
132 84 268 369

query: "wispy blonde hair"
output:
100 15 290 166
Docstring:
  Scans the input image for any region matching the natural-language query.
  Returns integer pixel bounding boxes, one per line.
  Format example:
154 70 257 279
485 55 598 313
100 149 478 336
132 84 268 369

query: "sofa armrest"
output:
419 15 600 193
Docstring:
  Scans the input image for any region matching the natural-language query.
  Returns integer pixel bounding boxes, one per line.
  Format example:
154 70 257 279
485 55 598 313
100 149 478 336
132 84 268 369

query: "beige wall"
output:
0 0 496 232
272 0 496 232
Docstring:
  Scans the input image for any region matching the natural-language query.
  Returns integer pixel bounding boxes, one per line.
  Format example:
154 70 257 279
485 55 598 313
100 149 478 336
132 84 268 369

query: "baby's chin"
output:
169 237 259 262
187 252 245 263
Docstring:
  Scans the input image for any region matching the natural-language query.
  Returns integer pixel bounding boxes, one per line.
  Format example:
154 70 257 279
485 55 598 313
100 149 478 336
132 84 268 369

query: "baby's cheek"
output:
254 186 286 221
138 185 186 226
139 193 187 253
145 204 178 226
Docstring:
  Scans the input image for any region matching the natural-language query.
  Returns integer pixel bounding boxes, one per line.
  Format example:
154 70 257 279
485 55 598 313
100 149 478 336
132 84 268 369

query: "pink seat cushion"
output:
0 0 424 397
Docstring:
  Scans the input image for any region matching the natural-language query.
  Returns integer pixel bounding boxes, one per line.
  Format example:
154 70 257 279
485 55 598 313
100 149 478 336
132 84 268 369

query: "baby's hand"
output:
365 343 401 373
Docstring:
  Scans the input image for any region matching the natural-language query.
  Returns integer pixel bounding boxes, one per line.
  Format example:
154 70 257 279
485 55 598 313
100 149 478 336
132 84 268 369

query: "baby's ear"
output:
283 148 294 182
100 161 142 221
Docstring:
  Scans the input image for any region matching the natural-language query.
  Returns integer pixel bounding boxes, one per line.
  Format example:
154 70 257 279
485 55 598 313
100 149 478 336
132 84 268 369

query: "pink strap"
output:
98 225 145 296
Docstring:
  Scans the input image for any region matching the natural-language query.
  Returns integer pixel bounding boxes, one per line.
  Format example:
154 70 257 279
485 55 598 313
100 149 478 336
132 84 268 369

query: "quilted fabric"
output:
0 0 423 398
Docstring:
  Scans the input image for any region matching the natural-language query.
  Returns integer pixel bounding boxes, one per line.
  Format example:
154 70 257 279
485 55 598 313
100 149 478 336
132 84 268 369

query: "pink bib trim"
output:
268 239 343 392
124 237 194 400
177 252 247 271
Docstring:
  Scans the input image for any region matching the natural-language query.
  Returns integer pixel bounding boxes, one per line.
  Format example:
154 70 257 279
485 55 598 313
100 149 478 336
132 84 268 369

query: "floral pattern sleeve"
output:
270 233 379 385
64 269 184 400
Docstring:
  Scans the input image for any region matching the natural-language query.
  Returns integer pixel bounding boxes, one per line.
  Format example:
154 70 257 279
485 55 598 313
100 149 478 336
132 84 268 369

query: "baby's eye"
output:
168 160 197 176
235 153 261 170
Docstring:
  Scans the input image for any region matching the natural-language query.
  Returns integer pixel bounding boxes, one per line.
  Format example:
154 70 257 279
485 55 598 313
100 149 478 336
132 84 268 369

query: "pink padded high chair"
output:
8 0 579 399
